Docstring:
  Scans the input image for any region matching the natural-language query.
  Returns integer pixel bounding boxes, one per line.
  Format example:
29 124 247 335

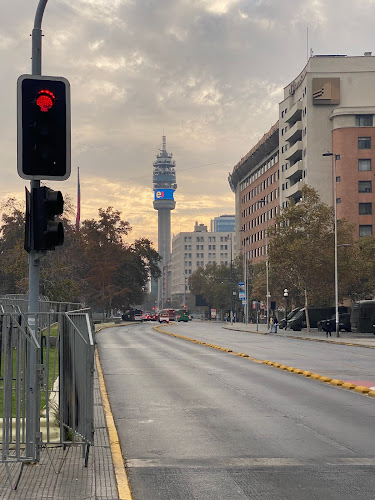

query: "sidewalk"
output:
224 322 375 348
0 359 119 500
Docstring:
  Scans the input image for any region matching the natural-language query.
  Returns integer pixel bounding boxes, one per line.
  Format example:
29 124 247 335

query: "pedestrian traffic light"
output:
25 186 64 252
17 74 71 180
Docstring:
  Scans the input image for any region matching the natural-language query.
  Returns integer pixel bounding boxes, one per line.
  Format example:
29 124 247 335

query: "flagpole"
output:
76 166 81 231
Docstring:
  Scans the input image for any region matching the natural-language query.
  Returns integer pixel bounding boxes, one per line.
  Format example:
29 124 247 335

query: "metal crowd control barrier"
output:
0 306 94 479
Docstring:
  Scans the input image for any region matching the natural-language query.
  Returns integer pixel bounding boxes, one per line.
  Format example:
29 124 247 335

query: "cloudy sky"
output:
1 0 375 249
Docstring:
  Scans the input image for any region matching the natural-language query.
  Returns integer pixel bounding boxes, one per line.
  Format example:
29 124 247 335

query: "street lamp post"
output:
258 197 270 329
240 230 248 325
226 234 235 324
283 288 289 330
323 152 340 337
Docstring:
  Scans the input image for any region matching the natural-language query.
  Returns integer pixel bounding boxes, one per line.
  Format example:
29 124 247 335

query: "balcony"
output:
284 140 303 163
284 179 304 200
285 160 303 182
285 121 302 145
284 100 302 125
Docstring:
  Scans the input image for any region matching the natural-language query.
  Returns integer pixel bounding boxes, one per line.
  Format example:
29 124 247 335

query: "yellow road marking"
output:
153 325 374 398
96 349 133 500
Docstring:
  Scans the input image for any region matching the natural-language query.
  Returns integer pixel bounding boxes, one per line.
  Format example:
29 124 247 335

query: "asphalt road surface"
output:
96 322 375 500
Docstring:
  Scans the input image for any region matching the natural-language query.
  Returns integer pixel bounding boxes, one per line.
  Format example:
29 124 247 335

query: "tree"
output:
0 198 160 313
188 259 243 318
0 198 28 294
268 186 336 330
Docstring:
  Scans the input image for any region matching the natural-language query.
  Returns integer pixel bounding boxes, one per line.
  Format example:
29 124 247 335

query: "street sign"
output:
239 291 246 299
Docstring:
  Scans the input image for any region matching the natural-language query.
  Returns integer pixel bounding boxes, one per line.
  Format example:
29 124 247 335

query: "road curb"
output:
95 348 133 500
154 325 375 398
223 325 375 349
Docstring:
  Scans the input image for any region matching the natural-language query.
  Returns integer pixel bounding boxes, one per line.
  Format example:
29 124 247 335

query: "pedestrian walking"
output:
273 315 278 334
269 315 274 333
324 319 333 338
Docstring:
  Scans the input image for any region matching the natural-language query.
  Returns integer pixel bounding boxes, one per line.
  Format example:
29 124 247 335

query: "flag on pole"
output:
75 167 81 231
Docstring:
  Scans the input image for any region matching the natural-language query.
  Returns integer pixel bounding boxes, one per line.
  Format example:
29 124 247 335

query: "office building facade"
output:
170 222 236 301
230 53 375 264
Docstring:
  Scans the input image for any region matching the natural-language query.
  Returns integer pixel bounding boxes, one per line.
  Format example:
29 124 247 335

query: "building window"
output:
359 181 372 193
336 198 341 204
358 159 371 171
358 137 371 149
336 176 341 182
359 203 372 215
356 115 373 127
359 225 373 237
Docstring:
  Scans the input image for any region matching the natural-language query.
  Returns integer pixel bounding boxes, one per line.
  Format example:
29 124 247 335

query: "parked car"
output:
317 313 351 332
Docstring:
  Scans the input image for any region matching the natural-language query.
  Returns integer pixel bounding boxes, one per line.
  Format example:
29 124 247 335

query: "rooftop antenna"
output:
306 26 309 61
162 135 166 153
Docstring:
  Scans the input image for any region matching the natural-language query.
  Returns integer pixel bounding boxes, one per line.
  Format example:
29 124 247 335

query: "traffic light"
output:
25 186 64 252
17 74 71 180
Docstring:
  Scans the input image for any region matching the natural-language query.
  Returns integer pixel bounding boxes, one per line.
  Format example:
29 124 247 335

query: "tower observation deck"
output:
153 136 177 307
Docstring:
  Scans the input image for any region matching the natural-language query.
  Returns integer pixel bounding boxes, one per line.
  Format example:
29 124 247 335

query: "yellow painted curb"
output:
354 385 371 394
330 379 344 386
342 382 356 390
153 325 374 398
96 349 133 500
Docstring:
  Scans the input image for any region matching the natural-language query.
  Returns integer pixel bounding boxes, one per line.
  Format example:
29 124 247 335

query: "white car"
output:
134 314 143 322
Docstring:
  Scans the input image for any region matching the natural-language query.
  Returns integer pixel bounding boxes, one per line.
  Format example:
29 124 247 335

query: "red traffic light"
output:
36 89 55 112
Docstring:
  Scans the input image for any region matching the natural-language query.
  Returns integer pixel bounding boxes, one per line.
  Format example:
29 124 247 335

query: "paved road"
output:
173 322 375 386
96 322 375 500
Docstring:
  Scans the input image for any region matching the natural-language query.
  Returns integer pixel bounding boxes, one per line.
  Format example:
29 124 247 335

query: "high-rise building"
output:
279 53 375 237
230 53 375 266
210 215 235 233
153 136 177 307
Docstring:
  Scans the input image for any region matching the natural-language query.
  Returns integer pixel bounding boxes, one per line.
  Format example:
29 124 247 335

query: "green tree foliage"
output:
188 259 243 316
258 185 375 329
0 198 28 294
0 198 160 312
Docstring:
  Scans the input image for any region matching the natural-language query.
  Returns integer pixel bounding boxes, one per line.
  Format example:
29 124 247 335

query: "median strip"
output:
153 325 375 397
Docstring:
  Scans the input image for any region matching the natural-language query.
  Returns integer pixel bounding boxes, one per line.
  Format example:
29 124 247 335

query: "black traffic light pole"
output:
26 0 48 459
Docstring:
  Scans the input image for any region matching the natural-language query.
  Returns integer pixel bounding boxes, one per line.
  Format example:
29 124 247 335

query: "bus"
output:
176 309 189 322
159 309 176 323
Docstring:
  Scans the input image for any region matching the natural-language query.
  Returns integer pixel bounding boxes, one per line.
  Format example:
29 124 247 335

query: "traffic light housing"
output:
24 186 64 252
17 74 71 180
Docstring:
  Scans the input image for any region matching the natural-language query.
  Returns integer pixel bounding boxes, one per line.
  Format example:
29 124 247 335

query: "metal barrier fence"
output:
0 306 94 471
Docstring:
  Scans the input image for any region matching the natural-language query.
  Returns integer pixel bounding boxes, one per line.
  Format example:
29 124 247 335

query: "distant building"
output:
210 215 235 233
153 136 177 308
170 221 236 302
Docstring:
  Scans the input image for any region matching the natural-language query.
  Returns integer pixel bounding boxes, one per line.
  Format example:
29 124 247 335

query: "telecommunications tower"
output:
153 136 177 308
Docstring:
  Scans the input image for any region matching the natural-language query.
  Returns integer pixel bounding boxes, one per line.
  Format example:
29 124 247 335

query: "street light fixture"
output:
322 151 341 337
283 288 289 330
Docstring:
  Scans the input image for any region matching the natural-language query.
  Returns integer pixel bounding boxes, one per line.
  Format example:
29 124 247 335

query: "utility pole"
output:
25 0 49 460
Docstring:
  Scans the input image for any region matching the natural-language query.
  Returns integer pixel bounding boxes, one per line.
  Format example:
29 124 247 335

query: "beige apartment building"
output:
230 53 375 263
170 222 235 301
